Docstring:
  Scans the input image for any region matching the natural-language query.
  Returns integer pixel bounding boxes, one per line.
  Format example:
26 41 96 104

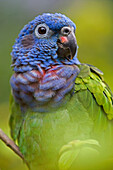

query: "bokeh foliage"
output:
0 0 113 169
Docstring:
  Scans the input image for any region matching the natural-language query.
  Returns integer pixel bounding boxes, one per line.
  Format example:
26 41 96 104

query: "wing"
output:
58 64 113 170
75 64 113 120
73 63 113 141
9 94 24 141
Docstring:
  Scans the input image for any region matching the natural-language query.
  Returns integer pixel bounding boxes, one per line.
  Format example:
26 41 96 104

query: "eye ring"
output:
61 26 71 36
35 23 49 38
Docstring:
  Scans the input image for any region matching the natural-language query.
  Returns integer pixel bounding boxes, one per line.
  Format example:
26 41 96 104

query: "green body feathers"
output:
10 64 113 169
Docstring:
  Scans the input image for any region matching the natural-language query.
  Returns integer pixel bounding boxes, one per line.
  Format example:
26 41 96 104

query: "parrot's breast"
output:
10 64 80 112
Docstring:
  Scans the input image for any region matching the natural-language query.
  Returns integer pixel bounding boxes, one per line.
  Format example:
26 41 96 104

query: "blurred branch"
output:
0 128 24 159
0 128 30 169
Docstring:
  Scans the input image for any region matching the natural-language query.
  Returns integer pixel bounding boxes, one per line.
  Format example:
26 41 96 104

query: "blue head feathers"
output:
11 13 80 73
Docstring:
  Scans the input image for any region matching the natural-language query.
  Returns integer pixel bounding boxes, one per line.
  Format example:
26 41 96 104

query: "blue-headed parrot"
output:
9 13 113 170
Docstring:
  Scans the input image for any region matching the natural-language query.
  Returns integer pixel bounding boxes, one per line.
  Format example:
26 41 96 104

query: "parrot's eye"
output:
38 27 46 34
61 26 71 36
35 23 49 38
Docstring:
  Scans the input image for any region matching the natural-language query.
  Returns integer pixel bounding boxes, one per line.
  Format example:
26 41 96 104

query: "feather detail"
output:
10 64 80 112
75 64 113 120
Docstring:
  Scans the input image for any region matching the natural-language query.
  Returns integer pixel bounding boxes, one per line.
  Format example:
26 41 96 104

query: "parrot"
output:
9 13 113 170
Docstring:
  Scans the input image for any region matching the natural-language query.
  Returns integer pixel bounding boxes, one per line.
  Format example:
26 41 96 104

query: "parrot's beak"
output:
57 29 77 60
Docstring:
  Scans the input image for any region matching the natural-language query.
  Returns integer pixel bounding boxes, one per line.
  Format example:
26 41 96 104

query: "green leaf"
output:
58 139 100 170
81 139 100 147
59 144 73 156
58 149 80 170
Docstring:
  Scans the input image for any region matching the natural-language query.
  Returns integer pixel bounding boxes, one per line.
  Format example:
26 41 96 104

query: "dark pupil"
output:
64 28 69 33
38 27 46 34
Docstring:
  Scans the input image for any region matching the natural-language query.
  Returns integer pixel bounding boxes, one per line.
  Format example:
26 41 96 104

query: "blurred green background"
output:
0 0 113 169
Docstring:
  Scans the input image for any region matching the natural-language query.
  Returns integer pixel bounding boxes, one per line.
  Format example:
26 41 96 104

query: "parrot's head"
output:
11 13 79 73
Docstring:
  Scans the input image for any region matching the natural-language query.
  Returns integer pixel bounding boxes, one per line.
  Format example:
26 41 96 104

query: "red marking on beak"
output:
60 36 68 43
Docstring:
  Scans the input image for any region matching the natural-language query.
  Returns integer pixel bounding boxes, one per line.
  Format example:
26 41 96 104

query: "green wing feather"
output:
75 64 113 120
9 95 24 141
